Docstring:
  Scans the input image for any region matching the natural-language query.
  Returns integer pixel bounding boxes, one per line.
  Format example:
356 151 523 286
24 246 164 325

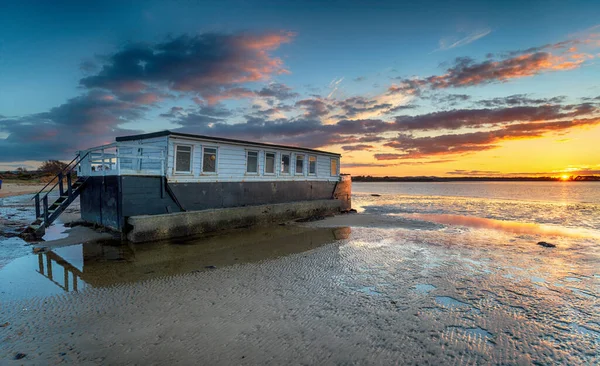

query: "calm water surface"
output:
353 181 600 204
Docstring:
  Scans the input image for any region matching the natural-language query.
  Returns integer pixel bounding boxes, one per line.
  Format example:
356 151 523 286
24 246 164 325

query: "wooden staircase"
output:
21 153 89 240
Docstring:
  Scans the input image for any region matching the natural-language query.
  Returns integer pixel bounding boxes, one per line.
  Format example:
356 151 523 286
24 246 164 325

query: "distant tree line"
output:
0 160 72 181
352 175 600 182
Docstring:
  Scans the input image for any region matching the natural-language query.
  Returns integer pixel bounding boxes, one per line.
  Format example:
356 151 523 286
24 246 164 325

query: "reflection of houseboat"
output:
24 131 351 242
28 226 350 293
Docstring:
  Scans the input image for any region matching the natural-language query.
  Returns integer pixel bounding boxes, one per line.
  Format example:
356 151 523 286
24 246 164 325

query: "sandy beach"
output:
0 183 47 199
1 186 599 364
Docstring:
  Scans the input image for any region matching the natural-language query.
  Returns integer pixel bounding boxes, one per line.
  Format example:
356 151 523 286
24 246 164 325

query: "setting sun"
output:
561 175 570 180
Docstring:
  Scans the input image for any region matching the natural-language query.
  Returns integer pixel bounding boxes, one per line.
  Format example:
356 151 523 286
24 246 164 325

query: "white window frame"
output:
201 146 218 174
246 149 259 175
281 153 291 175
264 151 276 175
330 157 338 176
295 153 305 176
308 155 317 175
174 144 193 174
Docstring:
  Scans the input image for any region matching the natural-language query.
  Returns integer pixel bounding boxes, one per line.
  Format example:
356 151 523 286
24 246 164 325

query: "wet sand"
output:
1 192 599 364
0 183 46 199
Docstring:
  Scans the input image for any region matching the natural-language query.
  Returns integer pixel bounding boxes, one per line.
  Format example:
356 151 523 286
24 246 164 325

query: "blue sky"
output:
1 0 599 175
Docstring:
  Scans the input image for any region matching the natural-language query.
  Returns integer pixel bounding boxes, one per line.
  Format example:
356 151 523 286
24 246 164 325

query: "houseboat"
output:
24 131 351 242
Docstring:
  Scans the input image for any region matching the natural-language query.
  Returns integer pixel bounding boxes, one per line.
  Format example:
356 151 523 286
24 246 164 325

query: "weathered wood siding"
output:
165 136 340 183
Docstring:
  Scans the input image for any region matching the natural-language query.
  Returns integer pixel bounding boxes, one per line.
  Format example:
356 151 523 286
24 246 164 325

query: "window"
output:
330 158 338 176
246 150 258 173
309 156 317 175
175 145 192 173
265 152 275 174
281 154 290 174
202 147 217 173
295 154 304 175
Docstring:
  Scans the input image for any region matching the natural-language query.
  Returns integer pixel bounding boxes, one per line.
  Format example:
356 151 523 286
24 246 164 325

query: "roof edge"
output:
115 130 341 157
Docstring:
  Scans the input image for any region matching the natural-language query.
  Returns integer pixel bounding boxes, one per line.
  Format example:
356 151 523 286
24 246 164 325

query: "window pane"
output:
203 147 217 172
175 146 192 172
309 156 316 174
247 151 258 173
265 153 275 173
331 158 338 176
295 155 304 174
281 154 290 173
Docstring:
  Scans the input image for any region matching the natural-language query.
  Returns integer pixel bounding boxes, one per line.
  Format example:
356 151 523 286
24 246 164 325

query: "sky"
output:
1 0 599 177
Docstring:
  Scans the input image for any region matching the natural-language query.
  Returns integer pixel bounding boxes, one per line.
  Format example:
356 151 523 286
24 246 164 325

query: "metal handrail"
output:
31 151 90 201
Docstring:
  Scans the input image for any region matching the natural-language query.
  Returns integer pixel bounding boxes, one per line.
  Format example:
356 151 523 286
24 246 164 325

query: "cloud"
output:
80 32 294 104
392 34 598 94
295 98 333 118
393 103 596 131
327 77 344 98
384 117 600 159
256 83 299 100
341 144 374 151
446 169 502 176
374 153 405 160
437 28 491 51
0 91 145 161
422 53 585 90
476 94 567 107
428 93 471 106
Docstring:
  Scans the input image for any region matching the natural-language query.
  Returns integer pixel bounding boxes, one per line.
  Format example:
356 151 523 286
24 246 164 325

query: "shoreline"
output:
0 182 47 199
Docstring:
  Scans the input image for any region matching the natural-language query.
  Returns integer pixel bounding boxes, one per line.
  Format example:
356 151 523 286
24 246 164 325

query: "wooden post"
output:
58 172 64 196
35 194 40 218
64 269 69 291
43 195 49 227
67 173 73 197
38 254 44 275
46 254 53 280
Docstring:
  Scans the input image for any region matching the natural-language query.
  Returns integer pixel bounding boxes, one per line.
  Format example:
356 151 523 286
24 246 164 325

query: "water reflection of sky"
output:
0 244 86 300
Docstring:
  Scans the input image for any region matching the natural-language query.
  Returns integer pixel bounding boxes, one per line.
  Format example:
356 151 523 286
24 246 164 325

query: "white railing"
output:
77 142 166 177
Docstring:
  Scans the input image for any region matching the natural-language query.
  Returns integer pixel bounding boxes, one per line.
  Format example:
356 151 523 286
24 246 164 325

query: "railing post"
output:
161 149 165 177
101 148 105 176
58 172 64 196
43 195 49 227
116 146 121 176
67 172 73 197
35 194 40 218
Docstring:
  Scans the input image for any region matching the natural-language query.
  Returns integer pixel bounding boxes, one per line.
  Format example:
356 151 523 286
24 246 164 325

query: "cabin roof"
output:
115 130 341 156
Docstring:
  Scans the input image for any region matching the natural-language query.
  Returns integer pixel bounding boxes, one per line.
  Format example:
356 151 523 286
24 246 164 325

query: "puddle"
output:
0 226 350 300
570 323 600 337
405 213 600 239
567 287 597 299
42 223 69 241
530 276 546 283
435 296 471 309
414 284 436 294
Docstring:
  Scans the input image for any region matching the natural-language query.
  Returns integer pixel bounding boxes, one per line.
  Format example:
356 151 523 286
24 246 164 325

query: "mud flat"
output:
0 183 46 199
1 190 599 364
1 221 599 364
